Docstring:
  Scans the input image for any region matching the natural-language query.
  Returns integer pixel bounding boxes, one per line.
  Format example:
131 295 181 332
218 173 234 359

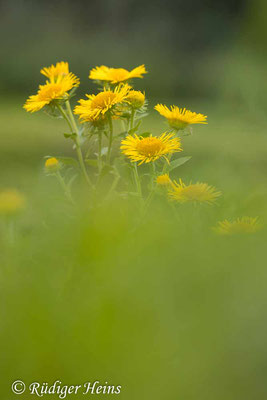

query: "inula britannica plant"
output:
21 61 260 235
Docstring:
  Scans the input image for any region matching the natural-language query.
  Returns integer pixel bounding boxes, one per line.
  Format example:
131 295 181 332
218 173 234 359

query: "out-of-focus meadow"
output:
1 1 267 399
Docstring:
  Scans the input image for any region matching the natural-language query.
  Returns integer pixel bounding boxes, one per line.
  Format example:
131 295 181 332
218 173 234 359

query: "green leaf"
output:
167 156 192 172
94 147 108 158
68 87 78 99
85 159 98 168
135 112 148 120
128 120 142 135
63 132 77 140
117 131 128 137
67 174 78 190
139 131 151 138
53 156 79 168
43 105 60 118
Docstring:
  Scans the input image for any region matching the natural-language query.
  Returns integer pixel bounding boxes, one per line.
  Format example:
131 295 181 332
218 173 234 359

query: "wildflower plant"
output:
23 61 261 233
213 217 261 235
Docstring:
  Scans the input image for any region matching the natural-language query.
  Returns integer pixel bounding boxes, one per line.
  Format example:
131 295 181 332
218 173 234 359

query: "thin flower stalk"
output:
57 102 94 191
98 131 103 175
107 114 113 164
55 171 75 204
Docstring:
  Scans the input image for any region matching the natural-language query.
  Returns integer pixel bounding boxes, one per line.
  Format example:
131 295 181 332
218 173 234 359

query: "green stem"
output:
162 154 172 174
55 171 75 204
107 114 113 164
66 100 79 133
98 131 102 176
143 162 157 215
120 119 126 135
144 189 155 213
130 108 135 131
56 103 73 132
76 144 94 190
105 174 120 202
150 162 156 189
133 162 142 200
57 102 94 190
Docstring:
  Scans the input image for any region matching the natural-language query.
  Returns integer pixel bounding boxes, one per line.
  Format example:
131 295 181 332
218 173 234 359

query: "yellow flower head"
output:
41 61 67 78
40 61 80 86
0 189 26 216
24 74 78 113
126 90 145 109
155 104 207 130
89 65 147 84
74 84 130 123
156 174 172 187
121 133 182 165
45 157 60 172
169 179 221 204
214 217 261 235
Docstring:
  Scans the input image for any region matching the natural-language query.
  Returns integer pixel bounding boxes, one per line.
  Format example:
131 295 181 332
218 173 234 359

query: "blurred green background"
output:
1 1 267 399
1 0 267 104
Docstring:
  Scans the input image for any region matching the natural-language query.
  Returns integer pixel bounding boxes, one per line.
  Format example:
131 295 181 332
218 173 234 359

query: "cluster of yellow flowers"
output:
24 62 80 113
20 61 261 235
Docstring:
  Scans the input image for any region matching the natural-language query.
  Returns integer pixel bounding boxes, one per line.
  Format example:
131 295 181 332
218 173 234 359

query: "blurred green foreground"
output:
1 98 267 399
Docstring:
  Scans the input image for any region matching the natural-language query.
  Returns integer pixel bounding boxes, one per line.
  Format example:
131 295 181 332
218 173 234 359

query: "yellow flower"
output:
156 174 172 187
0 189 25 216
155 104 207 130
74 84 130 123
24 62 79 113
89 65 147 84
214 217 261 235
126 90 145 109
169 179 221 204
24 74 78 113
120 133 182 165
45 157 60 172
40 61 80 87
40 61 77 82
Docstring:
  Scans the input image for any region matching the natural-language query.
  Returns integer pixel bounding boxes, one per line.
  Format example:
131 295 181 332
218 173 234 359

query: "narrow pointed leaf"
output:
167 156 192 172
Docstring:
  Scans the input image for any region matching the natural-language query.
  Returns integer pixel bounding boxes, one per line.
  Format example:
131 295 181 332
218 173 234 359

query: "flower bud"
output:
126 90 145 109
45 157 60 173
156 174 171 187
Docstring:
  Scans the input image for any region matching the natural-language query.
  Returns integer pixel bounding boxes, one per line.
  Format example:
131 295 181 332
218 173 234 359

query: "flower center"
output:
108 68 129 82
136 137 165 157
91 91 116 109
38 84 65 101
182 184 207 200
